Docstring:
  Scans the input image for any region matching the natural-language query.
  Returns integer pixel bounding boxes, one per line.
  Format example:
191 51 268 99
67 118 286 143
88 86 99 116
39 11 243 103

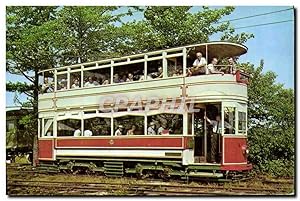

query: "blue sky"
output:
5 6 294 106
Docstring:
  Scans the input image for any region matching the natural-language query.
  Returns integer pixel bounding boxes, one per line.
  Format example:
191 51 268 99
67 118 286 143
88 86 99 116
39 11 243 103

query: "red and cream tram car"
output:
37 41 252 180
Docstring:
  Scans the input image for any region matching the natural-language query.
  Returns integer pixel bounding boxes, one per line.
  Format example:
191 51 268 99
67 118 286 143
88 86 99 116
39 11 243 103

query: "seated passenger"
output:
41 77 54 93
148 67 163 79
84 76 96 87
71 78 80 89
73 127 81 136
120 74 127 83
147 122 156 135
207 58 224 75
93 77 100 86
84 129 93 136
113 73 120 83
228 57 237 74
157 67 163 78
99 74 109 85
126 73 134 82
127 125 136 135
188 52 207 76
158 123 170 135
58 79 67 90
115 125 124 136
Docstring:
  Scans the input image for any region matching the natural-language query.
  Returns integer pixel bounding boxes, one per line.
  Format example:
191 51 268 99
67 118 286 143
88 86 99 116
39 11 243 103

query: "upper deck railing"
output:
38 42 249 94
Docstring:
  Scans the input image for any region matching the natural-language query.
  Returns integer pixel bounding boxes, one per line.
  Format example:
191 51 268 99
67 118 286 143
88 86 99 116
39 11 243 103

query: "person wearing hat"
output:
115 125 124 136
147 122 156 135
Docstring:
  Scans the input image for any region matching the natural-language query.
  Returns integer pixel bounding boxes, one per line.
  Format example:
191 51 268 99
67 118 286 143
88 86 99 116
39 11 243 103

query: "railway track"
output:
6 163 294 196
7 178 293 196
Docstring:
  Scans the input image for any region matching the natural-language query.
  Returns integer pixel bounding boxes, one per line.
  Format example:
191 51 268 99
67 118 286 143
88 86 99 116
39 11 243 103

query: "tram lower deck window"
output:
224 107 235 134
57 119 80 137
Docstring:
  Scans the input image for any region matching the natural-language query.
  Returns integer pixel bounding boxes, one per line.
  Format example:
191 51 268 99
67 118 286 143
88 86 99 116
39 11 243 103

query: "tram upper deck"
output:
38 42 249 112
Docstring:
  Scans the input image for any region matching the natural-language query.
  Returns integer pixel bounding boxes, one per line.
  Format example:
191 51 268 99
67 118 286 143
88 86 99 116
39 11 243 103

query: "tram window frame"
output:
69 71 81 89
83 67 110 88
146 59 164 80
223 107 236 135
113 62 144 83
113 115 145 136
83 117 111 136
147 113 183 136
56 73 68 91
57 118 81 137
39 71 54 93
238 111 247 135
43 118 54 137
167 56 183 77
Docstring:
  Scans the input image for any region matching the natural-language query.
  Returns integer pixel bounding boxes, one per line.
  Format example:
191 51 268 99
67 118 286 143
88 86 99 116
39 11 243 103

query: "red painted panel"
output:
183 137 193 149
221 164 252 171
38 139 53 159
223 137 248 164
56 137 185 148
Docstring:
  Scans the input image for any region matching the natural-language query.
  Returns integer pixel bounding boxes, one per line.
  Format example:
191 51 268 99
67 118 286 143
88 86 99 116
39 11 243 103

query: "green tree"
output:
6 6 130 165
7 6 60 165
239 61 294 177
115 6 253 54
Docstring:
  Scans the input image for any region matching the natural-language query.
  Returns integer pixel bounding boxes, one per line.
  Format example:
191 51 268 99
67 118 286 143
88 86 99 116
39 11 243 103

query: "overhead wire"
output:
233 19 294 30
215 7 293 24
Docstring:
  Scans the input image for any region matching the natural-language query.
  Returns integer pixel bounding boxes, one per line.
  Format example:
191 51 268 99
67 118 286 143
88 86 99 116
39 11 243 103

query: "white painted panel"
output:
182 149 194 165
56 149 183 158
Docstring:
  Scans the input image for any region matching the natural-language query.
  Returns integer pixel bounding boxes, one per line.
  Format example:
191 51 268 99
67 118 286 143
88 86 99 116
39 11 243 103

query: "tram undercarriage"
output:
38 155 251 181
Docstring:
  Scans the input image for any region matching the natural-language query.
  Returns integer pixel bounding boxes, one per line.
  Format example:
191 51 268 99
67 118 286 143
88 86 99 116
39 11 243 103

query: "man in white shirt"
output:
73 129 81 137
84 129 93 136
84 76 96 87
207 58 224 75
115 125 124 136
189 52 207 76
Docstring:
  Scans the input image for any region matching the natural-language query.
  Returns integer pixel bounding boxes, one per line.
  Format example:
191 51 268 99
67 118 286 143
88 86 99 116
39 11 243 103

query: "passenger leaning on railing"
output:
207 58 224 75
228 57 236 74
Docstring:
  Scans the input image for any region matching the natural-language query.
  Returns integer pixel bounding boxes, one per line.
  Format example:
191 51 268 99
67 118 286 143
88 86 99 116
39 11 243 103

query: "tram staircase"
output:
104 161 124 177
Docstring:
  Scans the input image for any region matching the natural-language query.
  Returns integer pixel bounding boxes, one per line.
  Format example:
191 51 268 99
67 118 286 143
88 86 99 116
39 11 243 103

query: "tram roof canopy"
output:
187 41 248 60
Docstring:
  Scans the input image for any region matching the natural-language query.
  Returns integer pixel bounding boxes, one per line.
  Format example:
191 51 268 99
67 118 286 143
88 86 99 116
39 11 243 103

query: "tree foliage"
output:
238 61 294 177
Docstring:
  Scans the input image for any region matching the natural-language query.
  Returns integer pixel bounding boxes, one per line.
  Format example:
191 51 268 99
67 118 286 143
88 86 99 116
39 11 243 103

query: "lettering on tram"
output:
37 42 252 179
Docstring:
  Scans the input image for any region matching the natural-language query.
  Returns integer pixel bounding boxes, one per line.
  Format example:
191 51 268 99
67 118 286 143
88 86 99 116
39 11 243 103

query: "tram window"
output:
57 119 81 137
40 71 54 93
70 72 81 89
224 107 236 134
114 62 144 83
83 117 111 136
114 116 144 136
57 74 67 91
147 60 163 80
147 114 183 135
84 68 110 87
167 57 183 77
238 112 247 135
43 118 53 137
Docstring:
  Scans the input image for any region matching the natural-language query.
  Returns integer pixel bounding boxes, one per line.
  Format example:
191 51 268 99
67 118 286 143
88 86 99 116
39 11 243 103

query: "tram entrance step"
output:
104 161 124 177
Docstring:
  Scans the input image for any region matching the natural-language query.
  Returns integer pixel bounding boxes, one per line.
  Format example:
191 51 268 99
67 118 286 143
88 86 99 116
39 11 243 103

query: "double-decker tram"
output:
38 41 252 180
